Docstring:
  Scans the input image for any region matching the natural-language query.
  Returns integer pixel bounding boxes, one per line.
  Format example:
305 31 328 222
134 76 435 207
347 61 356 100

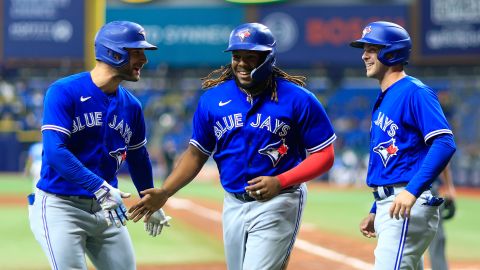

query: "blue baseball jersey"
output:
366 76 452 189
190 78 336 193
38 72 148 196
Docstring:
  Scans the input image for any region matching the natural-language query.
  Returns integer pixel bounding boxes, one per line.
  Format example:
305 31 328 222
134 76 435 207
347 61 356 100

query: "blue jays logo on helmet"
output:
237 30 251 42
109 147 127 172
95 21 157 67
362 26 372 38
350 21 411 66
373 138 399 167
259 139 289 167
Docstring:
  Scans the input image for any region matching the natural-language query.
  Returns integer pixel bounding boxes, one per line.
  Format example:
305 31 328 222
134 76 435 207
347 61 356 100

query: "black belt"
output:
372 186 395 201
232 185 299 203
233 192 256 202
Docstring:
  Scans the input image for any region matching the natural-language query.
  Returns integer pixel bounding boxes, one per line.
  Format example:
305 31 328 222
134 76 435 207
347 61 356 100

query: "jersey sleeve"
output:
409 87 453 144
297 92 336 153
190 96 215 156
128 104 147 151
41 83 74 136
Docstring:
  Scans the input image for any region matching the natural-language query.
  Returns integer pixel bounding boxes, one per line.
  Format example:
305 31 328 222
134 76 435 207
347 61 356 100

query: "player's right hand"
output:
128 188 169 222
94 181 131 228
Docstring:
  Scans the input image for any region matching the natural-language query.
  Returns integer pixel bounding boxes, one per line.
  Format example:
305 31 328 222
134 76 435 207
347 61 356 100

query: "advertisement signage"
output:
415 0 480 64
107 7 244 67
1 0 85 63
258 5 408 67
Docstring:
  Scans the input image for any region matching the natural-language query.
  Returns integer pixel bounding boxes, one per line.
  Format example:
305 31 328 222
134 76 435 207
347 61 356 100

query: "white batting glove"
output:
94 181 131 228
145 208 171 237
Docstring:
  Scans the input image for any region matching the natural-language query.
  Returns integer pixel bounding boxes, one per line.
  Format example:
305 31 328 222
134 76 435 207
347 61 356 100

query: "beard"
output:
117 64 140 82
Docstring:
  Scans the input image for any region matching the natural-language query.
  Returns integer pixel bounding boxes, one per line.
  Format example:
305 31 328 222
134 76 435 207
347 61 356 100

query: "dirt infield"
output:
155 195 480 270
160 197 376 270
4 186 480 270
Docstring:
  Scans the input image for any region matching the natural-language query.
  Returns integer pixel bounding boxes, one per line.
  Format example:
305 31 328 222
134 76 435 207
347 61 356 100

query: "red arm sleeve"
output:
277 144 334 188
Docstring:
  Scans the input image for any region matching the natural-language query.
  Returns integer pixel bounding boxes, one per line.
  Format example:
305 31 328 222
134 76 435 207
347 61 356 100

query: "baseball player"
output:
28 21 171 270
429 164 456 270
24 141 43 191
128 22 336 270
351 21 456 270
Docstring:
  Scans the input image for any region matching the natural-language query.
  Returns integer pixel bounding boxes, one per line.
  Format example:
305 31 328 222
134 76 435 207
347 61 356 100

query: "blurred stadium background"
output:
1 0 479 186
0 0 479 269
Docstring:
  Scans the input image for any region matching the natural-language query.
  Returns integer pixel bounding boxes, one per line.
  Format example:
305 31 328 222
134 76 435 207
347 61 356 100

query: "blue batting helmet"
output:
350 21 411 66
94 21 157 67
225 23 276 83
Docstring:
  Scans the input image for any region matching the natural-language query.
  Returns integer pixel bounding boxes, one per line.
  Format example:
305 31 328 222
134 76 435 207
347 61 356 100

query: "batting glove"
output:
442 197 456 220
94 181 131 228
145 208 171 237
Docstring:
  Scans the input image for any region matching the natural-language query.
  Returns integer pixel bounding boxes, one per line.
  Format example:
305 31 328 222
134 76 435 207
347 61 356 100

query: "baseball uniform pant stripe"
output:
41 195 58 270
281 185 306 269
394 217 410 270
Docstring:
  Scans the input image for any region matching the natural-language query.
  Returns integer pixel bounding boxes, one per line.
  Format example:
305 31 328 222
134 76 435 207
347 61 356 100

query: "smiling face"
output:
117 48 148 82
362 44 389 80
231 50 266 89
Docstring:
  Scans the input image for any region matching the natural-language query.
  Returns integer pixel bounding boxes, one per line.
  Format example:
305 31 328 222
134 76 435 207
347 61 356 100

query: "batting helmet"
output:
225 23 276 83
350 21 411 66
94 21 157 67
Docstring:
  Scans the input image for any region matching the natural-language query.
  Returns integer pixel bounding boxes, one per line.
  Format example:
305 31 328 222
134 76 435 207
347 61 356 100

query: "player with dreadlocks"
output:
202 64 306 102
129 22 336 270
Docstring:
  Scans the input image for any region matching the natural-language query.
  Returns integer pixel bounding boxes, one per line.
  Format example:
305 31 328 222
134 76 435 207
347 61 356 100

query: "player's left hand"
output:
389 190 416 219
144 208 172 237
245 176 282 202
441 197 456 220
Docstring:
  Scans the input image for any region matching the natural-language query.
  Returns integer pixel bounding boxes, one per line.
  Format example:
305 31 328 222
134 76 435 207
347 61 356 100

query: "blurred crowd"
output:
1 67 479 187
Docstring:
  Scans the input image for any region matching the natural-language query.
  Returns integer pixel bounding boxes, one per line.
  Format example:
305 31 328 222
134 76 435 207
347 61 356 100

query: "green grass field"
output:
0 174 224 270
177 180 480 260
1 174 479 269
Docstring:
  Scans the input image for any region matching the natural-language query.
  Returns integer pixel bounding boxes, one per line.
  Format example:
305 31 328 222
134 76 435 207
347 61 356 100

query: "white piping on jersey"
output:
189 139 212 156
190 134 337 156
424 129 453 143
128 138 147 150
307 134 337 153
41 125 71 137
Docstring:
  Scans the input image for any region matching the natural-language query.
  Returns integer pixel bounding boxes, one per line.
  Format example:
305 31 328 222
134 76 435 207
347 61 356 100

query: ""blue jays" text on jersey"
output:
190 79 336 193
38 72 147 196
367 76 453 190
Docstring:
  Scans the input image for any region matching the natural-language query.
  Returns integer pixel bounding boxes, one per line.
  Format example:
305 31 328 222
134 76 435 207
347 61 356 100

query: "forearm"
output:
43 130 104 193
127 146 154 196
277 144 334 188
406 134 456 197
162 144 209 196
441 163 456 197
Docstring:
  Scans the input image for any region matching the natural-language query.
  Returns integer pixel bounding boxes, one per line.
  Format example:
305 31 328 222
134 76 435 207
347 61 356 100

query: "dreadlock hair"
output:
201 65 306 102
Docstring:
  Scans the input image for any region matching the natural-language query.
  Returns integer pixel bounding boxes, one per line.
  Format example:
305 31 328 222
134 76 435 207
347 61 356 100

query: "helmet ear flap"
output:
94 21 157 67
350 21 411 66
377 40 411 66
226 23 277 83
251 50 276 83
